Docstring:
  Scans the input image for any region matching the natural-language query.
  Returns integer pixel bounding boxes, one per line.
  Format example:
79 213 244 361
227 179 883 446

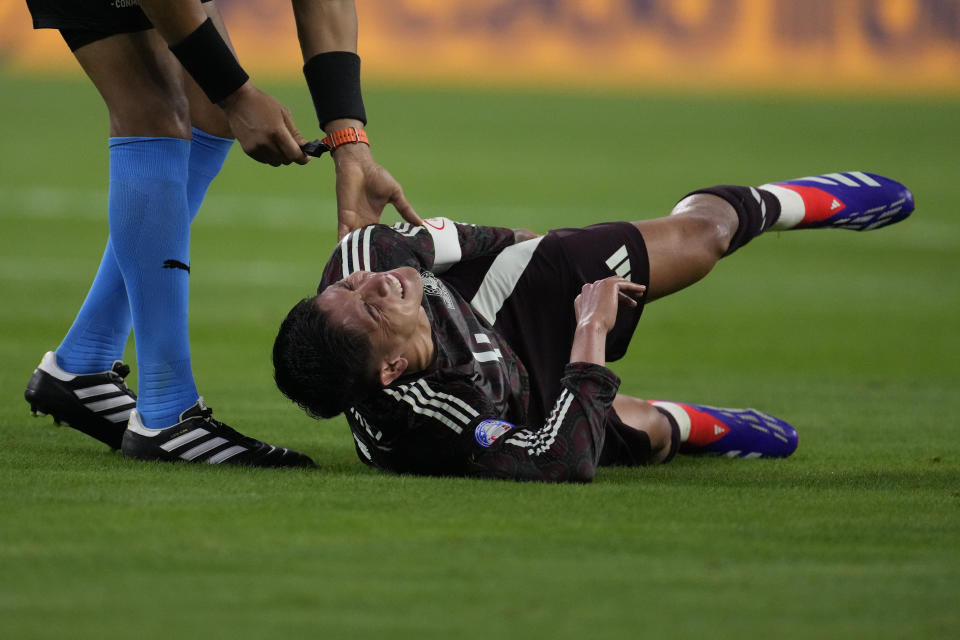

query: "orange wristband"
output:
325 127 369 149
301 127 369 158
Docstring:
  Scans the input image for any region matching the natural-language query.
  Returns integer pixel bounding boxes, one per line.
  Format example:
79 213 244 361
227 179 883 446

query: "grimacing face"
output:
313 267 429 371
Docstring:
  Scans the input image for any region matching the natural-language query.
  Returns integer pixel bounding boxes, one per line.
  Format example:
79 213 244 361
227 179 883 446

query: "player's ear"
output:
378 356 409 387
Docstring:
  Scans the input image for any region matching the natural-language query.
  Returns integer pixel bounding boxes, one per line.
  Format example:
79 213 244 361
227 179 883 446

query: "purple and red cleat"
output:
652 401 799 459
760 171 914 231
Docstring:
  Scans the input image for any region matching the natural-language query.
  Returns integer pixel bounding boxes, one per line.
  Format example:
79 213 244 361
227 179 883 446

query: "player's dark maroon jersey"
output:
317 218 630 482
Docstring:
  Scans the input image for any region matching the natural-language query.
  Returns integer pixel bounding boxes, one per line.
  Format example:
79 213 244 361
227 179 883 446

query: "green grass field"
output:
1 71 958 639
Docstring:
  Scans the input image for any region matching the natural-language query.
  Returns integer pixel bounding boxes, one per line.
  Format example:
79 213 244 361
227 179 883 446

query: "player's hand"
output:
220 82 310 167
574 276 646 334
332 142 421 240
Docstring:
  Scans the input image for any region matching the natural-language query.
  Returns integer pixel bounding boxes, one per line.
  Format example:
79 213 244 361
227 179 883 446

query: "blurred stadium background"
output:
1 1 958 638
4 0 960 91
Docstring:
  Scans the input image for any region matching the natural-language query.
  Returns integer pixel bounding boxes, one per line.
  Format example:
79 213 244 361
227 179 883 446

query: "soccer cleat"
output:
651 401 798 459
760 171 914 231
121 398 316 468
25 351 137 449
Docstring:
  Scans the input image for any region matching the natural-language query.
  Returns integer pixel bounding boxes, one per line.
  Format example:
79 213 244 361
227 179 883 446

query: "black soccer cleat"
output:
25 351 137 449
121 398 316 469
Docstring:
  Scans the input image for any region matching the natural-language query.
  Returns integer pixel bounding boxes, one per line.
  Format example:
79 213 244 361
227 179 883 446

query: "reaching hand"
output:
332 143 421 240
574 276 647 334
220 82 310 167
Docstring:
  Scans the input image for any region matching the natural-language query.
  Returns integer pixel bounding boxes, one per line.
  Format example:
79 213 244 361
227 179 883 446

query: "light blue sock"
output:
108 136 196 429
55 239 132 374
186 127 233 215
56 129 233 377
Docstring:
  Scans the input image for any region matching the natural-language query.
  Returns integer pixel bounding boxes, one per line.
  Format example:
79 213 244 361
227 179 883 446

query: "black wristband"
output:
170 18 249 104
303 51 367 128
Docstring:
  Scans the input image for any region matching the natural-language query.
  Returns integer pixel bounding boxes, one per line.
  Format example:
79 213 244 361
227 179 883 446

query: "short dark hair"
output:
273 296 379 418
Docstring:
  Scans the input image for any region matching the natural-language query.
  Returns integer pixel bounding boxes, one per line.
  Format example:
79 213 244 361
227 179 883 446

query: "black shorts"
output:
443 221 654 465
26 0 214 51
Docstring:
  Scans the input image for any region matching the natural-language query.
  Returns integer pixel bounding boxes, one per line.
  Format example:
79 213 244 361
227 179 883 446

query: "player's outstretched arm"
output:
469 277 646 483
139 0 309 166
291 0 421 238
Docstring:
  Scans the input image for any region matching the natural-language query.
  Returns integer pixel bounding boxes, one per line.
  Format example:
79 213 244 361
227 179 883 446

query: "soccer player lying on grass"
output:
272 172 914 482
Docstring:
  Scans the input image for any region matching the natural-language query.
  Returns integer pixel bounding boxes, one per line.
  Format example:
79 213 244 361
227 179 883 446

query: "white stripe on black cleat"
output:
24 351 136 449
121 397 316 469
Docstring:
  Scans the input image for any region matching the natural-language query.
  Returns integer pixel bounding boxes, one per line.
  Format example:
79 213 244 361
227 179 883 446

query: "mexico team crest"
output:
474 419 514 448
420 270 456 309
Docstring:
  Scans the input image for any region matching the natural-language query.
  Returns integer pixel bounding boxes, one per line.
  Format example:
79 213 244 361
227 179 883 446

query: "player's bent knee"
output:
670 196 737 258
686 213 733 260
109 96 192 139
73 33 194 139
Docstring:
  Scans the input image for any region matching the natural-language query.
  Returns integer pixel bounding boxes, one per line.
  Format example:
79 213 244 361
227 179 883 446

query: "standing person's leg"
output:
183 2 236 211
25 19 313 467
72 29 197 432
72 2 241 383
28 5 237 448
25 28 195 448
58 2 237 375
98 21 313 468
54 5 235 376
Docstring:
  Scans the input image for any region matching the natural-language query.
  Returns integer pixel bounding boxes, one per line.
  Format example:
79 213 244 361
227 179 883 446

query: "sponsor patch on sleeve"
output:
474 419 514 448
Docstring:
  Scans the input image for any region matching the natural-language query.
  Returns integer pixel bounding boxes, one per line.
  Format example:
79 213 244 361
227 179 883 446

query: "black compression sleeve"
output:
169 18 249 104
303 51 367 128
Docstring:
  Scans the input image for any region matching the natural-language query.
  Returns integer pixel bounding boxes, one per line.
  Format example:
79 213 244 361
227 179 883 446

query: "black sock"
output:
682 185 782 255
653 406 682 463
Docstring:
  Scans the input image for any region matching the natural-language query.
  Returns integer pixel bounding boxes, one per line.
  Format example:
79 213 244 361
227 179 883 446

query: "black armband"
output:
169 18 249 104
303 51 367 128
